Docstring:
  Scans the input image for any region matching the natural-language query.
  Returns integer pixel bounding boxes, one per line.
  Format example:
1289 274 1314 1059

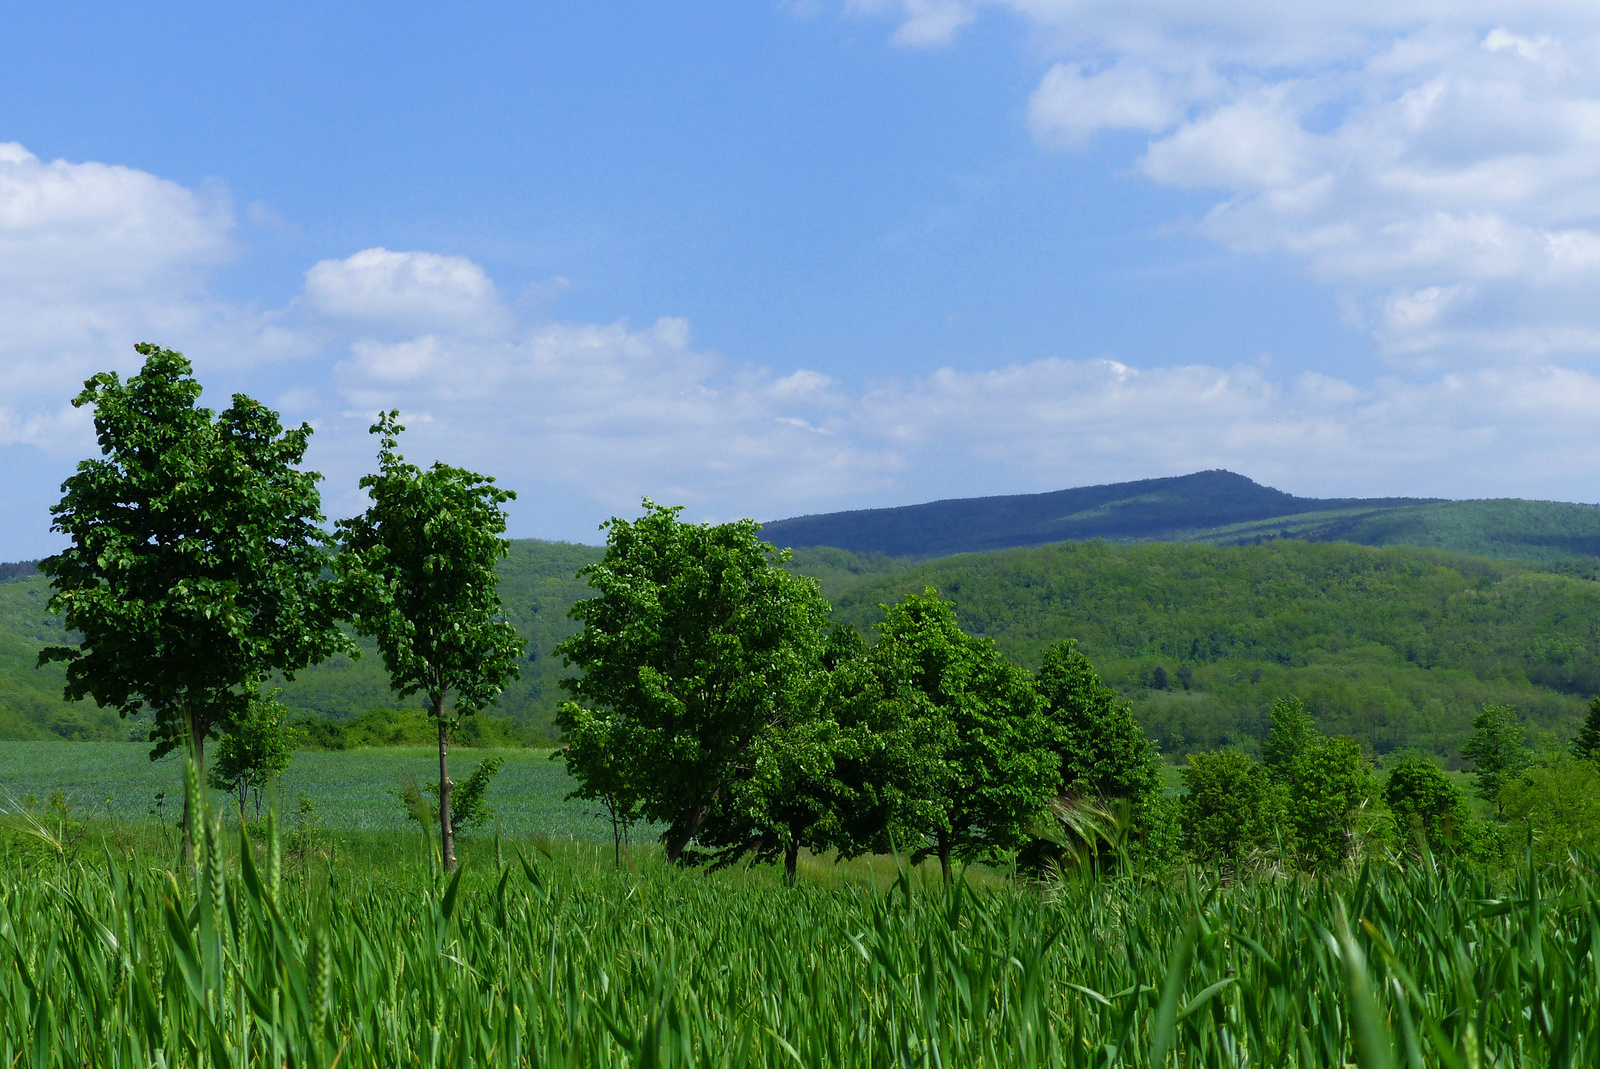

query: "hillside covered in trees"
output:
4 535 1598 759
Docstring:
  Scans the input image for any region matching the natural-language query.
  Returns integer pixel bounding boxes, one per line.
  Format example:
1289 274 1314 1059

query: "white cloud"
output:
304 248 508 336
861 2 1600 364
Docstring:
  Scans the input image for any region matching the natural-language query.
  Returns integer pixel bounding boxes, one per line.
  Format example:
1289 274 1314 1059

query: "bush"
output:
398 757 508 837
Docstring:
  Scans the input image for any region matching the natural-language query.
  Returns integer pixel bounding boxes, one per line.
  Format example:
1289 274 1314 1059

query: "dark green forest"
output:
6 534 1600 759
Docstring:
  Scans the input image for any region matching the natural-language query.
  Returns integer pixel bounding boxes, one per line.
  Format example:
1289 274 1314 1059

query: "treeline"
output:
554 505 1600 878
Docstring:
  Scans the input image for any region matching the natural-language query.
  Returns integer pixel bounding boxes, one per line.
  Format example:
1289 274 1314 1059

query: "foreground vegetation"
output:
3 807 1599 1068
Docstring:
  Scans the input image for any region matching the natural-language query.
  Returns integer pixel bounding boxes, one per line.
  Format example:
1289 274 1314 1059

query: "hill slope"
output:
4 536 1597 761
822 539 1596 760
759 470 1439 557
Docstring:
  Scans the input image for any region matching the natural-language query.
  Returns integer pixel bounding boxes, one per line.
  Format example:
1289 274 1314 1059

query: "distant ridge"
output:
760 471 1440 558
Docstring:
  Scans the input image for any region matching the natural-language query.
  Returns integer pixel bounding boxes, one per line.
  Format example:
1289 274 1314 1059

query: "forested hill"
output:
809 540 1597 761
759 470 1439 557
4 536 1598 761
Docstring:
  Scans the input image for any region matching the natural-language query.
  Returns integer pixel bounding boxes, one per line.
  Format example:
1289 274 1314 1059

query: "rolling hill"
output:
4 536 1598 762
758 470 1441 557
760 470 1600 574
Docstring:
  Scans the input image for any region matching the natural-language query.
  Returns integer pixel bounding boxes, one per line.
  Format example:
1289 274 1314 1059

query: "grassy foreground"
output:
2 805 1598 1068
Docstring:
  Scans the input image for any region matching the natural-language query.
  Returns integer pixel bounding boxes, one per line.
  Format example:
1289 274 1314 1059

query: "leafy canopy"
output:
555 501 832 860
335 412 524 721
39 345 345 759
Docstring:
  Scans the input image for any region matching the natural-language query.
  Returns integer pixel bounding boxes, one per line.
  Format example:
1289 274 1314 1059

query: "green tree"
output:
335 412 524 871
1570 695 1600 761
555 502 831 863
1500 751 1600 863
1261 695 1316 782
557 705 643 864
1033 639 1172 859
1178 750 1281 869
863 589 1057 880
1383 756 1477 856
1286 737 1382 868
1461 703 1530 817
209 693 295 820
39 345 345 860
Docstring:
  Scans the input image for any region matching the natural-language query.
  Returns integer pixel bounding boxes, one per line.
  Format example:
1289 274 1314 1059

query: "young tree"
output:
1286 737 1382 868
1178 750 1282 869
40 346 346 861
557 705 643 864
861 589 1058 880
1571 695 1600 762
335 412 524 871
1461 703 1530 818
1261 695 1316 782
209 693 295 820
555 502 831 862
1034 639 1172 858
1383 756 1477 857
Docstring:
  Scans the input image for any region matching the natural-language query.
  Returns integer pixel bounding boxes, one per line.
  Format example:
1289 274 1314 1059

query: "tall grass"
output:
2 804 1597 1066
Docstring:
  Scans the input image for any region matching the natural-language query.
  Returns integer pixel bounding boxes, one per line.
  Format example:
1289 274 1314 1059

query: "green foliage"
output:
335 412 524 724
827 538 1598 757
1570 694 1600 760
859 589 1058 876
290 708 529 750
416 755 505 836
38 345 346 765
1461 703 1531 813
1261 695 1315 782
1382 757 1479 857
335 411 524 868
1286 737 1386 869
1178 750 1282 867
208 695 294 819
1500 751 1600 863
555 501 832 862
1034 639 1172 858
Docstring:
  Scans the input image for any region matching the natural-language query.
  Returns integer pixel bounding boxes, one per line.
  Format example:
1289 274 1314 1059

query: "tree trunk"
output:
937 829 951 884
784 842 799 886
437 697 456 871
664 804 712 863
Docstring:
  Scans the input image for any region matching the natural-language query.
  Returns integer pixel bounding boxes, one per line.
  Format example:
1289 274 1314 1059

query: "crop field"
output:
1 803 1596 1068
0 741 621 841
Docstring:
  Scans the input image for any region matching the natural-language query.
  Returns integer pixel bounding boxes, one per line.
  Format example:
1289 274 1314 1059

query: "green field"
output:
0 741 625 842
2 809 1596 1067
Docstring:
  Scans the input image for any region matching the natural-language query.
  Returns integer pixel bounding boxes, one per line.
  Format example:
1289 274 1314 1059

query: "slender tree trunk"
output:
784 842 799 886
937 829 951 884
437 696 456 871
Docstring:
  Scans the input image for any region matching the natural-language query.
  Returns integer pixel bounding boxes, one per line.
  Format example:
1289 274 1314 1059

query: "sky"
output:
4 2 1600 558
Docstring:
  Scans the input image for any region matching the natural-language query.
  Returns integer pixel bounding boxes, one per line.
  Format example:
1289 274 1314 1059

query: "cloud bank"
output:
4 135 1600 553
867 1 1600 365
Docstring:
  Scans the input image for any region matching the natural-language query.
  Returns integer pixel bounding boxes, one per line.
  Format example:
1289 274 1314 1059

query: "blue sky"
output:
4 2 1600 557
